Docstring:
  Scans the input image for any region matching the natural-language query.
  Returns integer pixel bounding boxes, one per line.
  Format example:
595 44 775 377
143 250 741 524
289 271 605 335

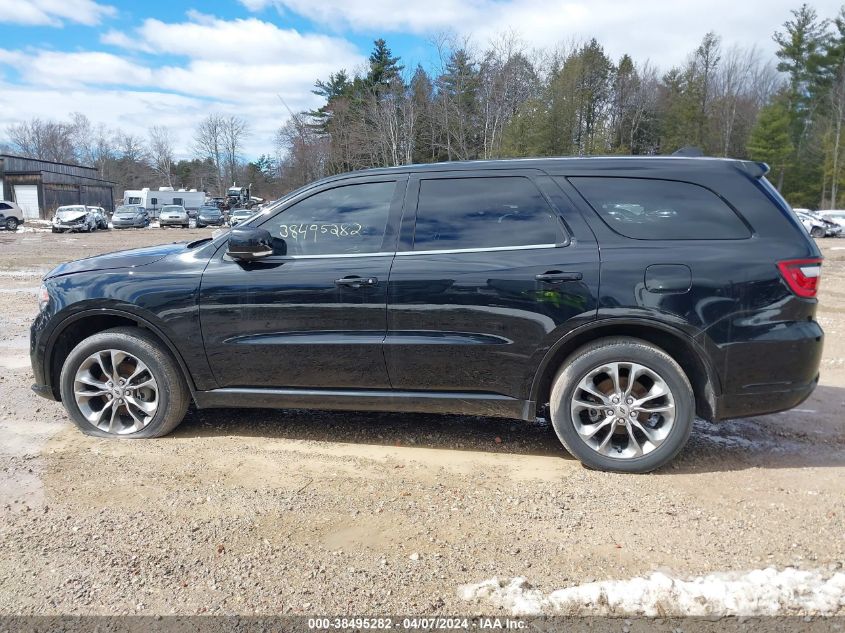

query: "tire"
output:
51 227 59 233
59 327 190 439
811 226 824 238
6 217 18 231
549 337 694 473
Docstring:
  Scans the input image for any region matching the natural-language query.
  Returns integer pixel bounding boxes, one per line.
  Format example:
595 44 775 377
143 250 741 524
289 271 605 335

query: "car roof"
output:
307 156 769 183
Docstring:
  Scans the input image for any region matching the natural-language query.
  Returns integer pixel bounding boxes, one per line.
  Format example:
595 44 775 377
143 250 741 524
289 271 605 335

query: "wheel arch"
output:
45 308 196 401
531 319 720 422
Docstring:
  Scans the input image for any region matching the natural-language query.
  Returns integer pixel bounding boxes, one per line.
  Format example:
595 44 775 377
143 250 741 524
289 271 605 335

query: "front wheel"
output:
6 217 19 231
811 226 824 238
549 337 694 473
59 327 190 438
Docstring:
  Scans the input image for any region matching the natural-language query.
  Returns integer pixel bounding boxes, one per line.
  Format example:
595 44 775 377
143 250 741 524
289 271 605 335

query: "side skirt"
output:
193 387 534 421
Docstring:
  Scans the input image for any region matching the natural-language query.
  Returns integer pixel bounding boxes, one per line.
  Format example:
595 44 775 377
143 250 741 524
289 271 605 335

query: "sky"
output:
0 0 842 160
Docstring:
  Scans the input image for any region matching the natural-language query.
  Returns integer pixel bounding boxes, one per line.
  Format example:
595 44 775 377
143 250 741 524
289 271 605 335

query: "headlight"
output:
38 284 50 312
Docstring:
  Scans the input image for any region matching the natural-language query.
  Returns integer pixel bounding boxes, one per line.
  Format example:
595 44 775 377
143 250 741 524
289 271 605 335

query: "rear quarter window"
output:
567 177 751 240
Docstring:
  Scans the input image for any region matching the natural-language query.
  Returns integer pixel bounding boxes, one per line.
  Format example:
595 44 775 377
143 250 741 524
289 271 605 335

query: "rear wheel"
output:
59 327 190 438
549 337 694 473
5 217 18 231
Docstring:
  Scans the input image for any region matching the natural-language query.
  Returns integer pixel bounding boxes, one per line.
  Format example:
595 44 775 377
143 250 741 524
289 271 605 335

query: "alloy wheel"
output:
569 361 676 459
73 349 159 434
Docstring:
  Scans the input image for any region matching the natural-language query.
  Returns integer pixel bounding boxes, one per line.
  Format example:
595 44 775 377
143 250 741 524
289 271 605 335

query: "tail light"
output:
777 258 822 298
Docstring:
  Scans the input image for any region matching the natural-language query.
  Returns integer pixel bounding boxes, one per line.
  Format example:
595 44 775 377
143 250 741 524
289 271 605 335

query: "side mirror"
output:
227 227 274 261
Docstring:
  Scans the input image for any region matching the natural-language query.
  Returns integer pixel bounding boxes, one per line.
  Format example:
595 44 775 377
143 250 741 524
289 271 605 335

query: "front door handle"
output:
535 271 583 283
335 276 378 289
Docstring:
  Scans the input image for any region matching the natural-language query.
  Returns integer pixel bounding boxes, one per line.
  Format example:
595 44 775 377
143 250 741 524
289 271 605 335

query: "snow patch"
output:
459 568 845 617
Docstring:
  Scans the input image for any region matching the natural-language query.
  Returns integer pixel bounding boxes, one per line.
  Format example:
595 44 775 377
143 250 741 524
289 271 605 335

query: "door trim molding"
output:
194 387 533 420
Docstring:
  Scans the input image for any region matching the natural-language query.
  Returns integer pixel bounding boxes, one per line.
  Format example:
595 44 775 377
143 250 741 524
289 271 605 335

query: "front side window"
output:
568 177 751 240
413 177 563 251
267 181 396 256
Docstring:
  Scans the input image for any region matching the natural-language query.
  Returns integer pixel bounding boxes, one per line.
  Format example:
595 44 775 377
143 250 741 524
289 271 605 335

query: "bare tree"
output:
148 126 175 187
6 117 76 163
222 116 249 188
275 112 327 190
825 64 845 208
478 32 538 158
193 114 225 194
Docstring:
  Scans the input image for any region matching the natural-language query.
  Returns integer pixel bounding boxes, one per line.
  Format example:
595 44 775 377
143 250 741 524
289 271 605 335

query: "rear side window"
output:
0 203 10 210
413 177 563 251
568 177 751 240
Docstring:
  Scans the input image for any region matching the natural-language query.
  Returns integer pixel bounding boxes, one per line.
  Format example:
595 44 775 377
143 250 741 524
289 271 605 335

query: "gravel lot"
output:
0 226 843 616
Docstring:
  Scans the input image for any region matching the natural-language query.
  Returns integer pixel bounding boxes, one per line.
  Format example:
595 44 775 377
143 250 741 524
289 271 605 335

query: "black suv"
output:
30 158 823 472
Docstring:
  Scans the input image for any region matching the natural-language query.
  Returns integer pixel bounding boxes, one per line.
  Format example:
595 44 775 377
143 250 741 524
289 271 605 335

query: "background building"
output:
0 154 115 220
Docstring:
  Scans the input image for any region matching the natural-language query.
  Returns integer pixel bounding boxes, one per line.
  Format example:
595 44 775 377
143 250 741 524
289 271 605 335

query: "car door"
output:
200 174 407 389
385 170 600 401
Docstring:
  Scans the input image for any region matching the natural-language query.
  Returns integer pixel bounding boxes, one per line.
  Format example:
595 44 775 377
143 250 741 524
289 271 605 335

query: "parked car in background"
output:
112 205 150 229
797 211 831 238
229 208 253 226
820 216 842 237
823 210 845 230
31 157 824 474
0 200 24 231
52 206 97 233
795 208 841 236
89 207 110 230
159 205 189 228
196 205 226 228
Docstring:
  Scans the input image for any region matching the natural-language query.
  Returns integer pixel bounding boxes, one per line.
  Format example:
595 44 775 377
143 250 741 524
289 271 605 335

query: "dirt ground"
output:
0 226 842 616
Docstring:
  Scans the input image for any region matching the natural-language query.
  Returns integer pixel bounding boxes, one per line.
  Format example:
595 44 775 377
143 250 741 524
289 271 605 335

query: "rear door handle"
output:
335 276 378 289
535 271 583 283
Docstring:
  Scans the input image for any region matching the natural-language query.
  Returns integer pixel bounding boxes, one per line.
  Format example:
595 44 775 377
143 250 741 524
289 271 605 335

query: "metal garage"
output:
0 155 115 220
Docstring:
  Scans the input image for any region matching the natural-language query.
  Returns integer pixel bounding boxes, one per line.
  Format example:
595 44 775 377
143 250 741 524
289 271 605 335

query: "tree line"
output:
1 3 842 209
1 112 277 200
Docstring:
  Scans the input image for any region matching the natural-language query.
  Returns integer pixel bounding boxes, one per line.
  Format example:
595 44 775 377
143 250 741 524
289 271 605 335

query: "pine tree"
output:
367 39 404 89
748 97 794 189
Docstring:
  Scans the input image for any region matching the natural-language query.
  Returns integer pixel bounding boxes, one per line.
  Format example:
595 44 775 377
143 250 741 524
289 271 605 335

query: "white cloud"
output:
0 12 366 158
101 14 361 65
243 0 843 67
0 0 116 26
16 51 153 87
242 0 480 33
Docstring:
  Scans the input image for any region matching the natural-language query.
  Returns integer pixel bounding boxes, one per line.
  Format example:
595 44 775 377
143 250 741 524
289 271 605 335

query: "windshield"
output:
116 206 140 214
162 206 183 212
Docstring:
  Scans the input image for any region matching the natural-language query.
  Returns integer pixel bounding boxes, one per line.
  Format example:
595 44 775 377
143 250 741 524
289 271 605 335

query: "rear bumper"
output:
715 374 818 420
714 319 823 420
